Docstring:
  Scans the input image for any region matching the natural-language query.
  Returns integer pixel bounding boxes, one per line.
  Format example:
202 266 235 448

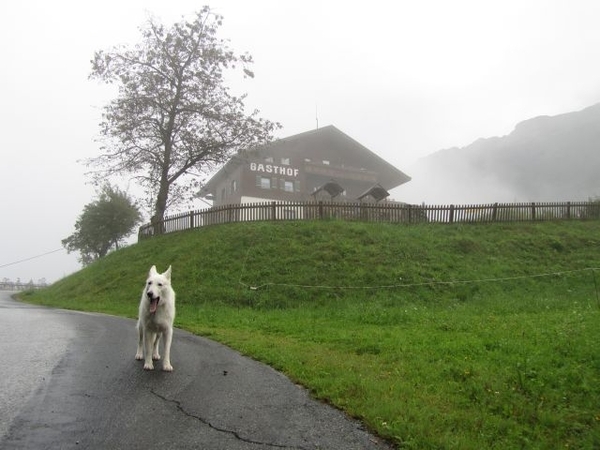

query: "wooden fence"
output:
138 200 600 240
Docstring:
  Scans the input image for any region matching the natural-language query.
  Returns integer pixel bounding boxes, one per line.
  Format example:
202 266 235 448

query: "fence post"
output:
449 204 455 224
566 201 571 219
189 211 194 230
271 201 277 220
531 202 536 220
318 201 324 220
492 203 498 222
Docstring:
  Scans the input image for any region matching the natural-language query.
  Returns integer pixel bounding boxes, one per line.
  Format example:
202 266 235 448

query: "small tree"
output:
62 186 142 265
88 7 280 231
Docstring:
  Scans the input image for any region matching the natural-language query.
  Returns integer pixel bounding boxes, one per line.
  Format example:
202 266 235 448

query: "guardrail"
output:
0 282 48 291
138 200 600 240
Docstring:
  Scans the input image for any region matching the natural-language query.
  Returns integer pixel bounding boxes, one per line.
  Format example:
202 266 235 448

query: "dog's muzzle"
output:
147 292 160 314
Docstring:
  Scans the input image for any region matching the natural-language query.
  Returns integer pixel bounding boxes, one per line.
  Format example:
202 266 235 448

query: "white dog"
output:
135 265 176 371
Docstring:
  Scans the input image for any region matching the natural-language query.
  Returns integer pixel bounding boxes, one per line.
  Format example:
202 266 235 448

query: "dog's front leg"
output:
143 331 156 370
135 321 144 360
161 327 174 372
152 334 161 361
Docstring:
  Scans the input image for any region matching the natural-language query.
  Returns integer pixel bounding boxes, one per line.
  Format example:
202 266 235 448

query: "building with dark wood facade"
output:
198 125 411 206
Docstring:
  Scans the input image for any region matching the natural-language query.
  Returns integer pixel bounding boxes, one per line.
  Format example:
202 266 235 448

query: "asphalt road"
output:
0 291 392 450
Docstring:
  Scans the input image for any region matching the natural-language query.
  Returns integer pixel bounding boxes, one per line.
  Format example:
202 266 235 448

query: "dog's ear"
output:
149 265 158 276
163 265 172 281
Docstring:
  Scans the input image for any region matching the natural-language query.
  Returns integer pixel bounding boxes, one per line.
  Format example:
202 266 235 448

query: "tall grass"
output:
23 220 600 448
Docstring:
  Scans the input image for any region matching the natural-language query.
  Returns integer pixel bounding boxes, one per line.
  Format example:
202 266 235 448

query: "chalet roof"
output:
357 184 390 202
312 180 345 198
198 125 411 197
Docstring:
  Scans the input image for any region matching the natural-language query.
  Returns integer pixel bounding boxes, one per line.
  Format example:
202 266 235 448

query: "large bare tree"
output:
88 7 279 230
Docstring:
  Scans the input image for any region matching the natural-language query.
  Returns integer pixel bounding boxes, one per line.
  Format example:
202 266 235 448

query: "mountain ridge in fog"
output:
402 103 600 204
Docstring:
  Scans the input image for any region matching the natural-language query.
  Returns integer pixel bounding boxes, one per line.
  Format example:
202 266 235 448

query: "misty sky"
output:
1 0 599 282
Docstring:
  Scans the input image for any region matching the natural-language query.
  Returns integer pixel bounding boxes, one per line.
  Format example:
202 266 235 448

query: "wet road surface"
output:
0 292 392 449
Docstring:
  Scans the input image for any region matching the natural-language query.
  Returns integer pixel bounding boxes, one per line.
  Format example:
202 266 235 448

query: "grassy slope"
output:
24 220 600 449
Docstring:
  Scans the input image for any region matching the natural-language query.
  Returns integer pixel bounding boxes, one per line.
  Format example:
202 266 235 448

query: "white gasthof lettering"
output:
250 162 299 178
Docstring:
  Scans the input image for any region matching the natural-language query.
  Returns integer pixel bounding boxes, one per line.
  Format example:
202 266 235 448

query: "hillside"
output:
24 220 600 448
403 103 600 204
27 219 600 312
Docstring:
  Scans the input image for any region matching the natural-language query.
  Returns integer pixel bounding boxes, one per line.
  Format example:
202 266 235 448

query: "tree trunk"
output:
153 187 168 235
153 167 171 235
153 114 174 235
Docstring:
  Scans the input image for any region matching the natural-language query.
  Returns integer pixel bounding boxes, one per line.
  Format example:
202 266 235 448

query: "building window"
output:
265 156 274 163
279 179 294 192
283 180 294 192
322 160 330 165
231 180 237 192
281 157 290 165
257 176 271 189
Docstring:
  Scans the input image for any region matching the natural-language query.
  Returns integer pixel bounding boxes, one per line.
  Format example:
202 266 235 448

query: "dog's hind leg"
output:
135 321 144 360
161 327 174 372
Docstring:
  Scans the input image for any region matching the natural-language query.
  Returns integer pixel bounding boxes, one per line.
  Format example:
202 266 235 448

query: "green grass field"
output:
23 220 600 449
